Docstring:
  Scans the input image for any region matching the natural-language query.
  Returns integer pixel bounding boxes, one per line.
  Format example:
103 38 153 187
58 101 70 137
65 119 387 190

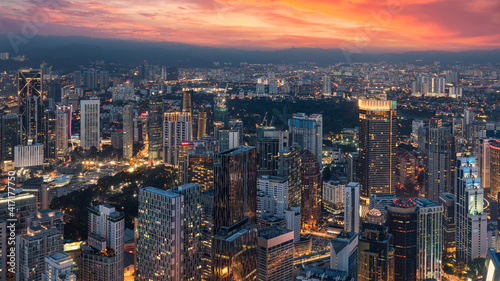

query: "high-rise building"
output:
0 190 37 232
213 146 258 280
358 99 397 197
43 109 57 161
14 144 43 168
285 207 301 243
300 150 321 230
123 104 134 158
197 111 208 140
79 204 124 281
186 146 214 191
18 69 43 145
182 91 193 116
323 180 344 214
22 177 49 210
136 187 183 281
41 252 76 281
201 190 214 281
55 105 72 138
386 199 418 281
137 185 202 281
277 144 302 207
439 192 456 258
218 128 239 152
322 75 332 95
330 231 359 279
484 248 500 281
256 126 289 175
257 175 289 219
0 114 21 166
288 113 323 164
214 146 257 232
80 99 100 150
414 197 443 281
344 182 360 233
147 91 163 160
426 124 456 201
490 140 500 199
214 97 229 128
17 225 63 281
368 193 396 215
163 112 192 165
358 209 394 281
455 156 487 263
55 110 68 158
26 208 64 236
257 226 294 281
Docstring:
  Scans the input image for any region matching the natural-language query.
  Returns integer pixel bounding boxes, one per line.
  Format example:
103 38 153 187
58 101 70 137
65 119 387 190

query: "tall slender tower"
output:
123 103 134 159
358 99 397 197
197 111 208 140
55 110 68 158
344 182 360 233
288 113 323 165
80 100 100 150
455 156 487 263
147 91 163 160
163 112 192 165
386 199 418 281
18 69 43 145
300 150 321 230
415 197 443 281
182 91 193 116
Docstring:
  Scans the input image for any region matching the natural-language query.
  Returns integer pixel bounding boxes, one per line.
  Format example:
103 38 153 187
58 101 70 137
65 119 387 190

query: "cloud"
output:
0 0 498 51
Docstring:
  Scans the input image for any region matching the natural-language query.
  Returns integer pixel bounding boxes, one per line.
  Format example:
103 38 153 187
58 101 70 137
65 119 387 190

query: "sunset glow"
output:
1 0 500 51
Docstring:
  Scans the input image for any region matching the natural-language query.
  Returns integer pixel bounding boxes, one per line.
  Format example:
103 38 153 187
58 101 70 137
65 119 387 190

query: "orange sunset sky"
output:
1 0 500 51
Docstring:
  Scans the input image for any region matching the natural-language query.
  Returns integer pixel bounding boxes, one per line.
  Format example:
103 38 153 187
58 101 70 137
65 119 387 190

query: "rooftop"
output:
258 225 291 240
142 186 180 198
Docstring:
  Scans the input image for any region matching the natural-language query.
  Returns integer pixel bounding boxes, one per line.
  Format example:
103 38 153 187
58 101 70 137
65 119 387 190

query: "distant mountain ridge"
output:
1 34 500 71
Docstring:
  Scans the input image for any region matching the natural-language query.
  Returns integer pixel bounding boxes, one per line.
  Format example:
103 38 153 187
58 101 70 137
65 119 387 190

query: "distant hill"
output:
1 35 500 71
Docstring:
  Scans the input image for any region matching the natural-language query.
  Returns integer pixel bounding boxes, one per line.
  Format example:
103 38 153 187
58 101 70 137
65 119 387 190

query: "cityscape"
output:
1 0 500 281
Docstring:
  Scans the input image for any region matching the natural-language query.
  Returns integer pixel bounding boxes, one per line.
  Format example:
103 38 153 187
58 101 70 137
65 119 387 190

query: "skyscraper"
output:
322 75 332 95
186 146 214 191
358 99 397 197
278 144 302 207
197 111 208 140
414 197 443 281
426 123 456 201
257 226 294 281
55 105 72 138
201 190 214 281
330 231 359 279
43 109 56 161
257 175 289 219
163 111 192 165
489 140 500 199
55 110 68 158
288 113 323 164
182 91 193 116
212 146 258 280
300 150 321 230
123 103 134 158
136 185 203 281
455 156 487 263
256 126 289 175
17 225 63 281
147 91 163 160
386 199 418 281
0 113 21 166
358 209 394 281
80 204 124 281
80 100 100 150
214 146 257 232
439 192 456 258
344 182 360 233
18 69 43 145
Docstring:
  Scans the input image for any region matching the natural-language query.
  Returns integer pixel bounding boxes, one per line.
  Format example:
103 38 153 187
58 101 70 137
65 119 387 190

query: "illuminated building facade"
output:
163 111 192 166
415 197 443 281
344 182 360 233
80 100 100 150
439 192 456 258
18 225 62 281
147 91 163 160
123 104 134 158
300 150 321 230
186 146 214 191
257 226 294 281
358 209 394 281
288 113 323 165
197 111 208 140
490 140 500 200
455 156 487 263
201 190 214 281
358 99 397 197
386 199 418 281
80 204 124 281
42 252 76 281
18 69 43 145
1 114 21 165
427 124 456 201
55 110 68 159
